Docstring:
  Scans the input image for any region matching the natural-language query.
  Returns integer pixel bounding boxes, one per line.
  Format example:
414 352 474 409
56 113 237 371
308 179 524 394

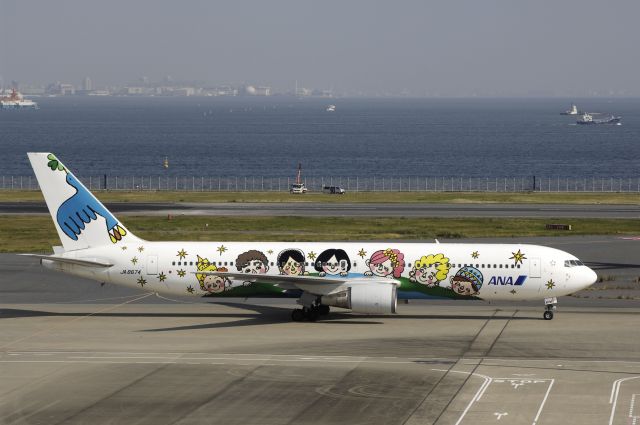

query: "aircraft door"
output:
147 255 158 275
530 258 541 278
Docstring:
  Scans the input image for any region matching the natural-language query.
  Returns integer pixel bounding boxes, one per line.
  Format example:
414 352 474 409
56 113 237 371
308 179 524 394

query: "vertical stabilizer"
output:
27 153 141 251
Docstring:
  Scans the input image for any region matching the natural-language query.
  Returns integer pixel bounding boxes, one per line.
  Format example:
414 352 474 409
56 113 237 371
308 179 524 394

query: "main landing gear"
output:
291 305 330 322
543 297 557 320
292 292 330 322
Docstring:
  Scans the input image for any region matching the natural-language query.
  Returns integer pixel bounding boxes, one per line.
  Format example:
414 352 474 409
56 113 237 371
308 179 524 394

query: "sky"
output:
1 0 638 96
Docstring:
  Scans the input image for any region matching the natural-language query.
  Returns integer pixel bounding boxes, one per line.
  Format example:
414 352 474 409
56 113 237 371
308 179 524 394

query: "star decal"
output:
138 246 145 252
267 249 274 255
471 251 479 259
358 248 367 259
307 251 317 261
137 277 147 287
131 256 138 265
121 246 128 251
177 269 186 278
186 285 195 294
177 249 188 260
546 279 555 290
510 289 517 295
217 245 227 255
510 249 526 265
158 272 167 282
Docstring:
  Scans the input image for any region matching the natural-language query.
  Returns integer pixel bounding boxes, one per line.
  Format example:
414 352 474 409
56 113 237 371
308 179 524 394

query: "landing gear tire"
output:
291 309 305 322
318 305 330 316
306 308 319 322
543 297 557 321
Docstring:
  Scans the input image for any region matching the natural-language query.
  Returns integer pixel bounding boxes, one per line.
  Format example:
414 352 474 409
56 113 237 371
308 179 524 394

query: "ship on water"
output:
576 113 621 125
0 89 38 109
560 103 581 115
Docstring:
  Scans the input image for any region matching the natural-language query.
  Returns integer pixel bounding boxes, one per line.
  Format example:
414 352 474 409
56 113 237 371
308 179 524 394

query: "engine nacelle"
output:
321 283 397 314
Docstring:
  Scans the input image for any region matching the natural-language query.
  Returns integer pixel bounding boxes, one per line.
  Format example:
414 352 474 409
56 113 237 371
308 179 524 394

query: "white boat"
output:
0 89 38 109
326 104 336 112
560 103 580 115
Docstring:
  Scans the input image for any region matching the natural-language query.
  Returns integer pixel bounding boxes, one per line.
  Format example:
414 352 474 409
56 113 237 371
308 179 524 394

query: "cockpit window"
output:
564 259 584 267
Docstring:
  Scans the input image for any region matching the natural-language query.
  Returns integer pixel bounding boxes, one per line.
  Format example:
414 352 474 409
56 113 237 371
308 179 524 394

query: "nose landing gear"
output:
543 297 557 320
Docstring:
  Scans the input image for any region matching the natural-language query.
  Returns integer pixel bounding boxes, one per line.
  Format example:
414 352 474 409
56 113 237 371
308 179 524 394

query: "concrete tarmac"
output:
2 235 640 424
2 201 640 218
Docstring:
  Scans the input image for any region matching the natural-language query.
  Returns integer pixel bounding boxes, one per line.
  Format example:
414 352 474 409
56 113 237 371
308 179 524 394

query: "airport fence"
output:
3 175 640 193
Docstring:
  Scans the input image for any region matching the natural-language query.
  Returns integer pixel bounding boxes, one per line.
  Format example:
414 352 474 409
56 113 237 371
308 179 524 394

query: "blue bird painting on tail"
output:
48 154 127 244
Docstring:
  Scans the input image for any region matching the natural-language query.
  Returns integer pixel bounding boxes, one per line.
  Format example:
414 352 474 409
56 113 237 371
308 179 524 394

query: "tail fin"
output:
28 153 141 251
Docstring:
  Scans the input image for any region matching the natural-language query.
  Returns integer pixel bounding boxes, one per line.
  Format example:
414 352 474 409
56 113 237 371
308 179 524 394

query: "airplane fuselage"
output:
44 241 595 302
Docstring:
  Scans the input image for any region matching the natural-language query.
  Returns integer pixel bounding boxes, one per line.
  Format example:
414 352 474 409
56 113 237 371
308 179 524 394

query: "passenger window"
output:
172 262 175 266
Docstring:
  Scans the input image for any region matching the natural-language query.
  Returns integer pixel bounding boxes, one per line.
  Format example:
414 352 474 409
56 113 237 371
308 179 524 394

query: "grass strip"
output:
1 190 640 205
2 215 638 253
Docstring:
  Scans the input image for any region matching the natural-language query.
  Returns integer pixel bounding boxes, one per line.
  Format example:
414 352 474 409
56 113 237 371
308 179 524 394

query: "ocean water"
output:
1 96 638 178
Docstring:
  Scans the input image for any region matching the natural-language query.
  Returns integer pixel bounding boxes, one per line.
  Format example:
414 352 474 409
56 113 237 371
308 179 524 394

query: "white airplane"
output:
24 152 597 321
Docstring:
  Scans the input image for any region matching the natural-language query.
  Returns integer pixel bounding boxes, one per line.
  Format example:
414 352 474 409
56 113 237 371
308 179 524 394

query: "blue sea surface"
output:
1 96 638 178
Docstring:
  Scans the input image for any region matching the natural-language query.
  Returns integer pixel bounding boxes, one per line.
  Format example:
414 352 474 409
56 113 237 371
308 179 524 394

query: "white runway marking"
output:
630 394 639 425
610 377 640 425
0 400 60 425
449 375 554 425
532 379 554 425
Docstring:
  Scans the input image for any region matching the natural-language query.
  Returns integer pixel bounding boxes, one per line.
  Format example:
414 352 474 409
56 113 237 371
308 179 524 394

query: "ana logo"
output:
488 275 527 286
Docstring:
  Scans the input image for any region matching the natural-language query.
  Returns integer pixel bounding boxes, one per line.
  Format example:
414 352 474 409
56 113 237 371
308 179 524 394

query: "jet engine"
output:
321 283 397 314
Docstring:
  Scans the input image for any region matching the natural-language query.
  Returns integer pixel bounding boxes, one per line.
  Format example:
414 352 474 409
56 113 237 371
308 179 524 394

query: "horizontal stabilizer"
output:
20 254 113 268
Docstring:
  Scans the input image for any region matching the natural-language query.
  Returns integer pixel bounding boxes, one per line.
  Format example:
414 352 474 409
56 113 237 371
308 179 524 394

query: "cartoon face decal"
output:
449 266 483 296
236 250 269 274
314 249 351 277
277 249 306 276
196 255 230 293
410 254 451 287
365 248 405 278
47 154 127 244
201 269 229 293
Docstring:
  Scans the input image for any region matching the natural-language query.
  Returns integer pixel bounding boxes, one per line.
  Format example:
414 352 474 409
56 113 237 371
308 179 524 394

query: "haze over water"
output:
1 97 638 179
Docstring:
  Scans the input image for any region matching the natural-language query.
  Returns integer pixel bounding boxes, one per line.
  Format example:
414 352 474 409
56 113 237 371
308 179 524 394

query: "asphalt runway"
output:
2 201 640 218
2 236 640 424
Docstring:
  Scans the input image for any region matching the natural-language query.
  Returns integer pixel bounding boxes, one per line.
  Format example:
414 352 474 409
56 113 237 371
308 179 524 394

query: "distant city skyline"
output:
1 0 639 97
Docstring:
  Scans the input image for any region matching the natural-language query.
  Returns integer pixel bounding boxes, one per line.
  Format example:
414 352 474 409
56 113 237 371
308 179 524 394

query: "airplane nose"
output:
580 267 598 290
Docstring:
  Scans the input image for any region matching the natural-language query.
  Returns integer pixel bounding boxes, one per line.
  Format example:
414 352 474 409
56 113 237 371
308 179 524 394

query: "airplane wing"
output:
19 254 114 268
195 271 399 295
